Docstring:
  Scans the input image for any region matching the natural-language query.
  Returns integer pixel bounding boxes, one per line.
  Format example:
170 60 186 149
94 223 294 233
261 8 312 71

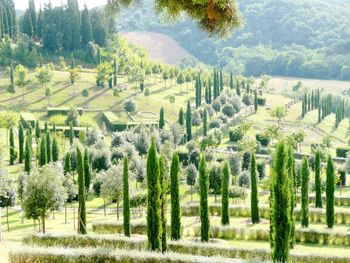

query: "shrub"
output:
257 161 266 179
255 133 270 146
336 148 349 158
124 99 136 113
229 129 243 142
238 170 250 188
49 115 66 126
257 97 266 106
82 89 89 97
209 119 222 129
222 104 235 117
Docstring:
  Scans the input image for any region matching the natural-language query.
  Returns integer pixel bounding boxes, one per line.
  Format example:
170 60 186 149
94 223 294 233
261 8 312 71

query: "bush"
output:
257 161 266 179
49 115 66 126
257 97 266 106
209 119 222 129
222 104 235 117
124 99 136 113
255 133 270 146
336 148 349 158
238 170 250 188
82 89 89 97
229 129 243 142
47 107 84 117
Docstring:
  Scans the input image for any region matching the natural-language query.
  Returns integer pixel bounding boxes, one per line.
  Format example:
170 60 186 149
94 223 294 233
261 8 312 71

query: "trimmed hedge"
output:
20 112 36 128
40 126 86 137
255 134 270 146
181 204 350 224
102 112 158 132
336 148 349 158
47 107 84 117
297 195 350 207
257 97 266 106
10 246 235 263
22 234 350 263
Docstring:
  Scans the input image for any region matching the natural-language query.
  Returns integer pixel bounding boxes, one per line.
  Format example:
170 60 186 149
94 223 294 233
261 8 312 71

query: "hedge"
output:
181 204 350 224
47 107 84 117
20 112 36 128
257 97 266 106
40 126 86 137
10 246 236 263
102 112 158 132
22 234 350 263
255 134 270 146
297 195 350 207
92 221 182 235
336 148 349 158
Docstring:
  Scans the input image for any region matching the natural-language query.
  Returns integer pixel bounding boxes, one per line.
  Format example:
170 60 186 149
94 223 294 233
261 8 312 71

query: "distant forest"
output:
116 0 350 81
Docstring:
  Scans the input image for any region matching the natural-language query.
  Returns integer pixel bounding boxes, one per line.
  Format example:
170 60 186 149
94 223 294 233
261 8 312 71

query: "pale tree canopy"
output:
106 0 242 37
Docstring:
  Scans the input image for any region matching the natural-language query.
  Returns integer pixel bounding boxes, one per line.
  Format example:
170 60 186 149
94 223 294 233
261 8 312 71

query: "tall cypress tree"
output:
236 79 241 96
271 141 291 262
287 145 296 248
326 155 334 228
159 107 165 129
18 123 24 163
178 108 184 126
250 152 260 224
64 152 72 175
146 137 161 251
123 156 131 237
254 90 258 113
301 157 309 228
24 134 31 174
35 120 40 141
28 0 37 36
219 70 224 92
159 155 167 252
9 127 15 165
221 162 230 225
314 150 322 208
39 135 47 166
77 147 87 234
46 132 51 163
84 148 91 192
81 4 93 46
186 101 192 141
199 154 210 242
36 6 44 38
170 153 181 240
52 136 59 162
69 121 74 145
203 109 208 137
230 72 233 89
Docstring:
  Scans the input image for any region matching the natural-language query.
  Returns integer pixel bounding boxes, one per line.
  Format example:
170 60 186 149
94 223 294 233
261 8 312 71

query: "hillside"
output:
120 31 190 64
116 0 350 80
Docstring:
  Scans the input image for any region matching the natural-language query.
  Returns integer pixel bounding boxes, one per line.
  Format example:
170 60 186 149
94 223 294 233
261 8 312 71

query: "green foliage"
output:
326 156 335 228
221 162 230 225
18 123 24 163
24 135 32 174
159 155 168 252
250 153 259 224
46 132 51 163
9 127 15 165
123 156 131 237
52 136 59 162
39 135 47 166
77 147 87 234
203 109 208 137
159 107 165 129
146 136 161 251
199 154 210 242
186 101 192 141
301 157 309 228
64 152 72 175
84 148 91 192
170 152 181 241
314 150 322 208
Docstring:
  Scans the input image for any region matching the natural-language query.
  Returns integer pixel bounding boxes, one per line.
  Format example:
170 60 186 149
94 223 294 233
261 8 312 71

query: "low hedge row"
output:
20 112 36 128
297 195 350 207
92 221 181 235
102 112 159 131
197 225 350 246
47 107 84 117
10 246 235 263
181 204 350 224
22 234 350 263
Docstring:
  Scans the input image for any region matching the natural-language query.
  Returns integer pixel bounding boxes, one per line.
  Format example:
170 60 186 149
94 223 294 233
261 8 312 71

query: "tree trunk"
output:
117 201 120 221
42 215 46 234
73 207 76 231
21 207 24 224
6 206 9 232
104 199 106 217
65 203 67 223
191 185 193 203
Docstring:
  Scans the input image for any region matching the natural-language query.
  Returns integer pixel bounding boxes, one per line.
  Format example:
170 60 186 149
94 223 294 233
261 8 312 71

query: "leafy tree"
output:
14 64 30 100
199 154 210 242
170 153 181 241
186 164 198 203
271 141 291 262
7 63 15 94
326 156 334 228
23 163 66 233
159 155 168 252
159 107 165 129
221 162 230 225
77 147 87 234
242 151 251 171
314 150 322 208
35 65 53 89
123 156 131 237
209 165 221 202
250 152 260 224
146 136 161 251
301 157 309 228
96 62 113 87
270 106 287 125
169 95 176 113
0 169 16 232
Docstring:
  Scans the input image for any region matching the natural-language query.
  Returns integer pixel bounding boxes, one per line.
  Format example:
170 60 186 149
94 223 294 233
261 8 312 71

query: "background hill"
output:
116 0 350 80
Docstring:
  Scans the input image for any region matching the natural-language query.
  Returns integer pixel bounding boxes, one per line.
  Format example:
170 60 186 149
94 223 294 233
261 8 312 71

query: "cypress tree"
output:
236 79 241 96
250 152 260 224
230 72 233 89
8 63 15 94
123 156 131 237
271 141 291 262
46 132 51 163
170 153 181 240
81 4 93 46
18 123 24 163
301 157 309 228
326 156 334 228
254 90 258 113
37 6 43 38
52 123 56 133
159 107 165 129
208 79 212 103
287 145 296 248
199 154 210 242
24 135 31 174
159 155 168 252
28 0 37 36
221 162 230 225
39 135 47 166
203 109 208 137
178 108 184 126
113 58 117 87
69 122 74 145
77 147 87 234
64 152 72 175
186 101 192 141
9 127 15 165
146 137 161 251
35 120 40 141
314 150 322 208
52 136 59 162
219 70 224 92
84 148 91 192
44 121 48 133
